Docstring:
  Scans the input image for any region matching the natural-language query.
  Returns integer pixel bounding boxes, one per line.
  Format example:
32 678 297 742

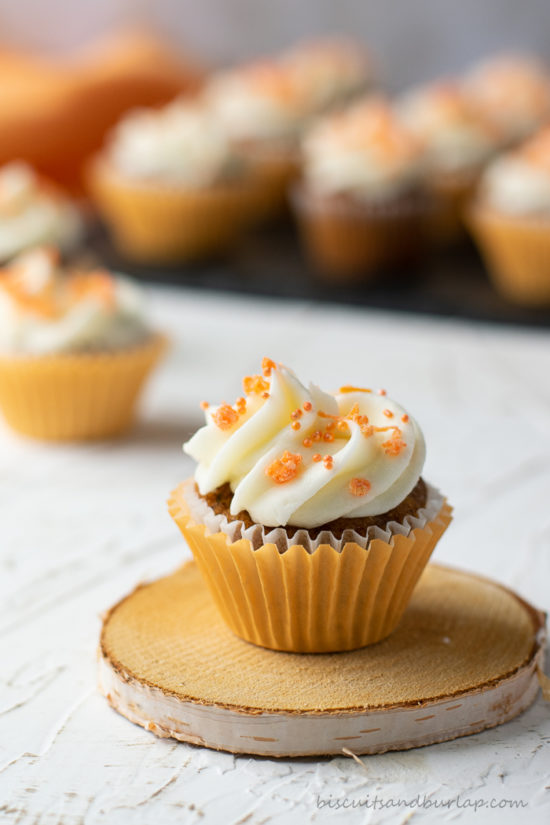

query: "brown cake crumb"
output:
199 478 427 539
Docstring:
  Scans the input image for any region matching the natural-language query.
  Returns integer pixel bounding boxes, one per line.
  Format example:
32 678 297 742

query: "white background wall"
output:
1 0 550 89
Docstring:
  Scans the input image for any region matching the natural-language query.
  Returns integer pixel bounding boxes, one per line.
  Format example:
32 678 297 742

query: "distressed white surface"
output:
1 285 549 824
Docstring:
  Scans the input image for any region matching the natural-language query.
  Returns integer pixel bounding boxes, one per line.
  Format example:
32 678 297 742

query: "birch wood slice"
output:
99 562 546 757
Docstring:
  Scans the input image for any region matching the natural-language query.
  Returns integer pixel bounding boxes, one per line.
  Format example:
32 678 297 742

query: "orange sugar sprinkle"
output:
243 374 269 394
337 420 349 431
383 409 394 418
312 430 322 442
339 385 372 393
291 421 301 430
345 403 360 419
291 408 303 419
349 477 371 497
383 438 407 456
378 389 387 396
302 437 313 448
323 455 334 468
323 432 334 442
266 450 302 484
303 401 312 411
318 410 340 420
401 414 409 423
326 421 335 430
262 392 270 399
312 453 322 462
199 401 209 410
262 357 277 377
211 403 239 431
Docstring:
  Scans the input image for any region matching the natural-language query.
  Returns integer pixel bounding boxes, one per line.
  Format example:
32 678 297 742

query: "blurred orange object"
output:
0 31 203 193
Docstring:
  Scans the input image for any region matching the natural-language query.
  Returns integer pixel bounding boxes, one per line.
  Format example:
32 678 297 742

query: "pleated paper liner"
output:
428 168 480 248
0 333 167 441
290 183 433 282
168 481 452 653
466 203 550 306
88 160 260 264
241 142 301 222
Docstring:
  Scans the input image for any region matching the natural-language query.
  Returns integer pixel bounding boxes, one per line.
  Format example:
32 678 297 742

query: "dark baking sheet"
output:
91 224 550 329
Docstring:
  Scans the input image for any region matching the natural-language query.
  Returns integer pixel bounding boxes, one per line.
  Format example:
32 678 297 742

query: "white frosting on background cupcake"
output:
464 54 550 143
0 162 82 261
397 82 499 173
184 358 425 528
0 247 149 355
302 97 427 201
480 127 550 216
107 100 241 186
204 61 308 143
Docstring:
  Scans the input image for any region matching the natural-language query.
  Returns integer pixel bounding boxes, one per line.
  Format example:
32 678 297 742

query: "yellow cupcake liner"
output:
88 160 258 264
168 482 453 653
0 333 167 441
244 146 301 222
467 204 550 306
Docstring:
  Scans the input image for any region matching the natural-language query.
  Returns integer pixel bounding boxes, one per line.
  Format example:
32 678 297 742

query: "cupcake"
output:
467 127 550 306
464 54 550 146
0 247 165 440
89 100 258 263
282 37 374 115
397 81 500 245
0 161 82 261
169 358 452 653
204 60 307 219
291 96 431 281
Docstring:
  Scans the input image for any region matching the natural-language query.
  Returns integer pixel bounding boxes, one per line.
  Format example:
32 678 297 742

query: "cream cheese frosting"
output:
106 100 242 186
204 61 308 143
184 358 425 528
0 162 82 261
464 54 550 143
479 127 550 216
0 247 150 355
301 96 427 200
397 82 499 173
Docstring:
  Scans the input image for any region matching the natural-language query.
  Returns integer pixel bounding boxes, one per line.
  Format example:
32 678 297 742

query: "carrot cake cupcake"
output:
0 161 82 262
464 54 550 145
169 358 452 653
89 100 257 263
0 246 165 439
467 126 550 305
291 96 431 281
397 81 500 244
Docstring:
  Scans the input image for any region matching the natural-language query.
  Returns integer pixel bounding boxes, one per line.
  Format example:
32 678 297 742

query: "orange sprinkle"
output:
312 430 322 442
326 421 335 430
383 409 394 418
378 389 387 396
200 401 209 410
339 385 372 393
262 357 276 377
236 397 247 414
291 408 303 419
349 477 371 497
266 451 302 484
318 410 340 420
243 374 269 394
401 414 409 423
302 437 313 448
323 432 334 442
337 420 349 431
382 432 407 456
303 401 312 411
291 421 301 430
211 403 239 431
262 392 270 399
323 455 334 469
312 453 322 462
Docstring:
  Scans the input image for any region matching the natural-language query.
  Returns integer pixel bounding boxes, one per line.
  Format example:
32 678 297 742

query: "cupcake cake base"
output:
99 562 546 757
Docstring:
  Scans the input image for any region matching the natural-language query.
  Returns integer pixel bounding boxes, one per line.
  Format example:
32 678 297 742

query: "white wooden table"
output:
1 286 549 825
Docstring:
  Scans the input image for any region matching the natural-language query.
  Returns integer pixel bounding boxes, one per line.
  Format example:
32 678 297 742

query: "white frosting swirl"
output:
184 360 425 528
302 97 427 200
0 162 82 261
397 82 499 173
0 248 150 355
107 101 240 186
479 127 550 215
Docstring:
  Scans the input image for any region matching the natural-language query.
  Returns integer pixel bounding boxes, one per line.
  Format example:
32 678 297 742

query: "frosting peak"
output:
184 359 425 528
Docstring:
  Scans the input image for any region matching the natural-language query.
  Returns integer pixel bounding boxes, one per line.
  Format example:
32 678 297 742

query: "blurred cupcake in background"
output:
89 100 258 263
0 162 82 262
291 96 430 282
282 37 374 114
467 127 550 306
204 60 307 219
397 81 500 245
464 54 550 145
0 247 166 440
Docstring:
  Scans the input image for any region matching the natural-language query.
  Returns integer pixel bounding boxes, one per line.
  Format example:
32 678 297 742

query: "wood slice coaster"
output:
99 562 546 757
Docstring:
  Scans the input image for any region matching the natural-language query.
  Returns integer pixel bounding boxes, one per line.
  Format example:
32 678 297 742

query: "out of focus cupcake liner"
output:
467 204 550 306
88 160 259 264
168 480 452 653
291 183 432 282
429 169 480 247
0 333 167 441
242 143 301 221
